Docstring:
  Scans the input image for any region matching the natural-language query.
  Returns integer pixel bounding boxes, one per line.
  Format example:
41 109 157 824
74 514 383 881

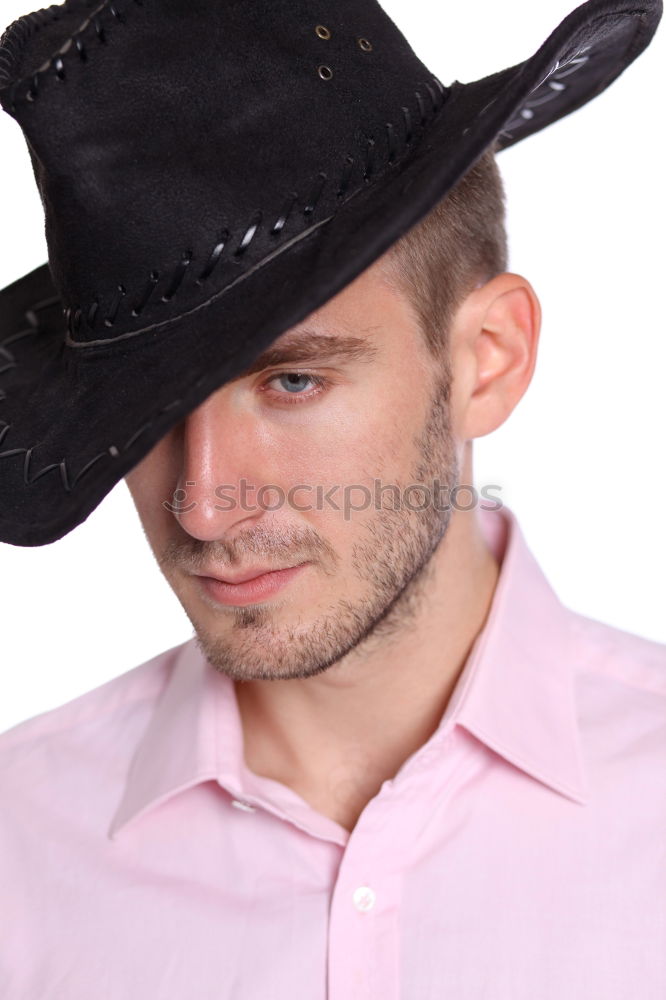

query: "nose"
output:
169 389 275 542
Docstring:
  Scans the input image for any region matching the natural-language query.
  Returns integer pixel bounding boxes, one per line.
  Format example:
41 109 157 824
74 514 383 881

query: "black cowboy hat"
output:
0 0 661 546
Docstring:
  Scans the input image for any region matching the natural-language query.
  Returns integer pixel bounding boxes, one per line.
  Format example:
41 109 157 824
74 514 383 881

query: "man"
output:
122 175 517 832
0 0 664 997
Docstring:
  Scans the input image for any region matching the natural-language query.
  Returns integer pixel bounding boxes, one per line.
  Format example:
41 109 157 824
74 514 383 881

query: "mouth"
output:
198 564 300 585
195 562 310 606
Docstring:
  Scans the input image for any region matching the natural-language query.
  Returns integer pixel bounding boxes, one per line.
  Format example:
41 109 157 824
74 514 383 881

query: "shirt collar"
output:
446 502 588 807
108 501 588 839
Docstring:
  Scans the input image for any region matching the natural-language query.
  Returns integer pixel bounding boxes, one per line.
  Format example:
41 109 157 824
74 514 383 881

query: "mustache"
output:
157 520 339 577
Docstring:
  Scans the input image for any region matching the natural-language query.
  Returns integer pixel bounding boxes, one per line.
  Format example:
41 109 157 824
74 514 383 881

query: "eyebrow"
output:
231 330 380 380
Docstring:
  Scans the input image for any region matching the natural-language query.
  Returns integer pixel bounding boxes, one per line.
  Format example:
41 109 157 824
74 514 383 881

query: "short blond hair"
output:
379 140 508 359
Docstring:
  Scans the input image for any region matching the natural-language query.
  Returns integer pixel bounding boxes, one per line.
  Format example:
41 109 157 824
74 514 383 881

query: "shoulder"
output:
0 638 196 910
568 609 666 698
0 638 190 775
566 610 666 781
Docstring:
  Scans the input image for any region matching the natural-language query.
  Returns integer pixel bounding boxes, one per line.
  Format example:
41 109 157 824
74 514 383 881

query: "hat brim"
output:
0 0 661 545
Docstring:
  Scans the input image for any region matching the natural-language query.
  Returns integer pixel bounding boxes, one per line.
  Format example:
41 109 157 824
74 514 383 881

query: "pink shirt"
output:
2 502 665 999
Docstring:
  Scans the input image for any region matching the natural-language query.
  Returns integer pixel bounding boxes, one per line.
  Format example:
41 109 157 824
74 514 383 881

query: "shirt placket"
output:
327 724 463 999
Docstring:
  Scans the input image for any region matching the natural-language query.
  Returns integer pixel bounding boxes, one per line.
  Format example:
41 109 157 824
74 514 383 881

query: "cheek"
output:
268 415 415 512
361 387 430 479
266 400 402 485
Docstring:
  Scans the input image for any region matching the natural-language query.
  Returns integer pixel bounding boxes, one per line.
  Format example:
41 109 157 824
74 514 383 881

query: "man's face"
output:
125 257 463 681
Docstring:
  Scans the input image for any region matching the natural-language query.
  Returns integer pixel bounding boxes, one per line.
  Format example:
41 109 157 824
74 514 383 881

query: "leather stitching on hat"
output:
498 46 593 141
0 297 186 491
3 0 141 108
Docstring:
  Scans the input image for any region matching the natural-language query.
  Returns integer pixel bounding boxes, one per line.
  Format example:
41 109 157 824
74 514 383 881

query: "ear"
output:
450 273 541 440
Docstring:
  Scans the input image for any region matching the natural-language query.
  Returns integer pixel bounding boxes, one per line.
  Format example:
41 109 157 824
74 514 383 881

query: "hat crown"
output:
0 0 446 345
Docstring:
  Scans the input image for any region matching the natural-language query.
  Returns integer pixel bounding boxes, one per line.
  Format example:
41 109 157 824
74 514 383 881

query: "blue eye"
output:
262 371 330 405
276 373 316 394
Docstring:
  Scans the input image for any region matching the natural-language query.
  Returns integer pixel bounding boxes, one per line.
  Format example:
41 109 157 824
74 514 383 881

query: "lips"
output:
199 564 299 585
196 562 309 606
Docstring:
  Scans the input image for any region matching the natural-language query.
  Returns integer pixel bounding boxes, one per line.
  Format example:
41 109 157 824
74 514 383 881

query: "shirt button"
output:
230 798 256 812
352 885 376 912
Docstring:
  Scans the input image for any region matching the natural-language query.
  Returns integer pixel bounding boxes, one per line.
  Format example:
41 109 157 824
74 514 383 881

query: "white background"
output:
0 0 664 732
